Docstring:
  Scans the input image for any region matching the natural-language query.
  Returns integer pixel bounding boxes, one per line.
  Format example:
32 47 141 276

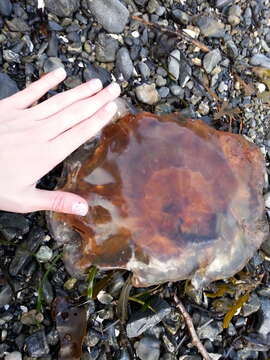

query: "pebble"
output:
203 49 222 73
168 49 181 81
0 213 29 240
226 40 239 58
156 75 167 87
87 0 129 34
4 352 22 360
196 16 225 38
0 0 12 16
0 285 12 306
96 33 119 62
45 0 79 17
250 54 270 69
172 9 190 25
5 18 30 32
179 62 192 88
257 297 270 338
43 57 65 73
170 85 184 97
0 73 18 100
36 245 53 262
9 227 45 276
138 62 151 80
147 0 159 14
264 192 270 208
24 330 50 357
116 47 134 80
215 0 233 8
126 297 171 338
83 64 112 86
136 336 160 360
158 86 170 98
228 5 242 26
135 83 160 105
198 102 210 115
241 293 261 317
197 320 223 341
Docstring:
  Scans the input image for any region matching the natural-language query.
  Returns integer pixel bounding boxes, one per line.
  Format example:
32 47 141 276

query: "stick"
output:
174 293 211 360
131 15 210 53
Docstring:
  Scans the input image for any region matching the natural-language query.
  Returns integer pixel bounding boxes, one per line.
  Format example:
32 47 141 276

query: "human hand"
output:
0 68 121 216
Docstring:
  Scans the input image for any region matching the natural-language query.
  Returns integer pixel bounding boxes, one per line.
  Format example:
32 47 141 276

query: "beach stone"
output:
96 33 119 62
44 0 79 17
0 73 18 100
135 83 159 104
250 54 270 69
86 0 129 34
203 49 222 73
196 16 225 38
0 0 12 16
116 47 134 80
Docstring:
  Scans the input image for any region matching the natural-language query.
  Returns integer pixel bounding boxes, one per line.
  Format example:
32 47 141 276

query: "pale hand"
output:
0 68 121 216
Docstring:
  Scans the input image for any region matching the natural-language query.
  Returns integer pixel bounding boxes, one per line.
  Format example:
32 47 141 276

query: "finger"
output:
28 189 89 215
8 68 67 109
30 78 103 120
51 101 117 164
43 82 121 140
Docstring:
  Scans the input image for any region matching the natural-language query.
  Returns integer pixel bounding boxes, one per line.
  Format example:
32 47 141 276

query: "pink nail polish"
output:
88 79 103 91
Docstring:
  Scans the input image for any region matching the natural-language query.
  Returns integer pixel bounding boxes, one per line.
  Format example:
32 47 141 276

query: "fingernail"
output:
108 82 121 96
53 67 66 79
88 78 103 91
72 202 88 216
105 101 117 113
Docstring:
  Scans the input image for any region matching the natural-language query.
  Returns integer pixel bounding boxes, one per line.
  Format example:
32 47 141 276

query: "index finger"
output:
8 68 67 109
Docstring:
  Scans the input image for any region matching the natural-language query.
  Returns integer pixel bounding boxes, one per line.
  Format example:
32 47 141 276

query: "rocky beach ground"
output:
1 0 270 359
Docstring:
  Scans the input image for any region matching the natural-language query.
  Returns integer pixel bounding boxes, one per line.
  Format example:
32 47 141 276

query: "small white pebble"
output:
20 306 28 313
131 31 140 38
264 192 270 208
257 83 266 93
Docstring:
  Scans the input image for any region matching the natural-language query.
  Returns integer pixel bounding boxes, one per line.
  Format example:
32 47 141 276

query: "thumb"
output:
30 189 89 215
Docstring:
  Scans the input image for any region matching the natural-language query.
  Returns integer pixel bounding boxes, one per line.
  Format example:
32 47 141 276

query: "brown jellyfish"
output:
47 104 268 289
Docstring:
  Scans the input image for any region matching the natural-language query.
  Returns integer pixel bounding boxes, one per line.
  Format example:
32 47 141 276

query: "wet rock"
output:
197 320 223 341
83 64 112 87
116 47 134 80
0 213 29 240
226 40 239 58
25 330 49 357
156 75 167 87
172 9 190 25
43 57 64 73
170 85 184 96
4 352 22 360
250 54 270 69
86 0 129 34
138 62 151 80
44 0 79 17
136 336 160 360
168 49 181 81
0 285 12 306
215 0 233 8
3 49 20 63
0 73 18 100
36 246 53 263
147 0 159 14
179 61 192 88
257 297 270 339
237 349 258 360
0 0 12 17
135 83 159 104
228 5 242 26
9 227 45 276
5 18 30 32
158 86 170 98
196 16 225 38
47 32 59 57
203 49 222 73
96 33 119 63
126 297 171 338
242 293 260 317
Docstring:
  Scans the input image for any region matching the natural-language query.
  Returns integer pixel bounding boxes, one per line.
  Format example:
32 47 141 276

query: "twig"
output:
131 15 210 53
174 293 210 360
